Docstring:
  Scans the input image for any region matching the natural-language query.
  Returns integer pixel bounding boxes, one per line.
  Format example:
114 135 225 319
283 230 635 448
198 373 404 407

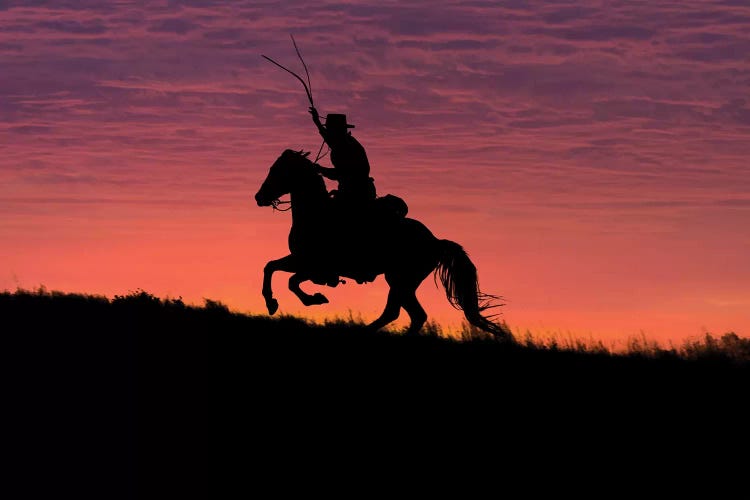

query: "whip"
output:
261 34 314 107
262 35 330 165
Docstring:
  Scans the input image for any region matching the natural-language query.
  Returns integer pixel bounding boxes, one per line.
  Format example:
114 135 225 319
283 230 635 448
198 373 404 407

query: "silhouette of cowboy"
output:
309 107 377 207
309 106 381 283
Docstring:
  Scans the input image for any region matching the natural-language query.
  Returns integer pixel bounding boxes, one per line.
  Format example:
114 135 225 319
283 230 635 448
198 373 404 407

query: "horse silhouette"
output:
254 148 510 338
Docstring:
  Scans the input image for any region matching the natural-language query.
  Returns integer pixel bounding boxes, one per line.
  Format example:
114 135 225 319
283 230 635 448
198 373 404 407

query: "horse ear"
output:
302 151 311 158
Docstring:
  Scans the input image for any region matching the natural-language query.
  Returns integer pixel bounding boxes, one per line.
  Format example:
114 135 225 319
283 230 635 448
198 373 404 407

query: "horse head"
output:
255 149 325 207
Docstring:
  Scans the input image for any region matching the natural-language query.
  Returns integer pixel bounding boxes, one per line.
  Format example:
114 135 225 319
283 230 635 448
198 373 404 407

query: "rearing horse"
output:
254 148 510 338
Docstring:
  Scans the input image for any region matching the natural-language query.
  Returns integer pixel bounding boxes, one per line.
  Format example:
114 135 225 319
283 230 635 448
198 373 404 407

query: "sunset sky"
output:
2 0 749 347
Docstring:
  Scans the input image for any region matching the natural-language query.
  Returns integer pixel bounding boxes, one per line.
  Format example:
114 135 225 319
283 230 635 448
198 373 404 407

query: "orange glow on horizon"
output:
2 1 748 348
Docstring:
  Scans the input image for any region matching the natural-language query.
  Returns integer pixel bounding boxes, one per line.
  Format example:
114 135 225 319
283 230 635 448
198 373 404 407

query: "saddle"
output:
374 194 409 219
328 192 408 220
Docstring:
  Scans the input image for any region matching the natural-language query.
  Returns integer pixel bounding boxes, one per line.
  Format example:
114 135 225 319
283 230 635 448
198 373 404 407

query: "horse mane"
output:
281 148 328 194
283 148 312 161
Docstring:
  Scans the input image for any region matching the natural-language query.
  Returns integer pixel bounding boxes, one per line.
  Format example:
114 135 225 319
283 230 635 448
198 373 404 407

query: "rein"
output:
271 199 292 212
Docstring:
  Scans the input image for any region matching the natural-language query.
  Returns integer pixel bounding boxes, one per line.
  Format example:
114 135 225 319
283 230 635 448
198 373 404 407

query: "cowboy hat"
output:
325 113 355 130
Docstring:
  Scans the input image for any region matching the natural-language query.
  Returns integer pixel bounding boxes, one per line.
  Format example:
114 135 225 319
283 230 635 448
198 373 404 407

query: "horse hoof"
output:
266 298 279 315
312 293 329 305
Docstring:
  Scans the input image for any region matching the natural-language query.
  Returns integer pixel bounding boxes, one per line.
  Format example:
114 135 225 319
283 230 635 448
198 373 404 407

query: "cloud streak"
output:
2 0 749 343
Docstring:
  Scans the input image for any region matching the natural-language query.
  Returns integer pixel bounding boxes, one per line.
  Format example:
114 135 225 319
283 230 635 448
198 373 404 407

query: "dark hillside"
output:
5 289 748 497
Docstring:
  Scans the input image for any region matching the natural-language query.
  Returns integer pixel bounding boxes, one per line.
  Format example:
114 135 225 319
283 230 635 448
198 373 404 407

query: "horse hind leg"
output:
401 290 427 336
367 289 401 332
388 265 433 335
368 280 427 335
386 262 436 335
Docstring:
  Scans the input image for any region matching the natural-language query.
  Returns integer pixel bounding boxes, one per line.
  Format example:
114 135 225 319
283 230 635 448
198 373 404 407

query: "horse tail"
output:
434 239 511 340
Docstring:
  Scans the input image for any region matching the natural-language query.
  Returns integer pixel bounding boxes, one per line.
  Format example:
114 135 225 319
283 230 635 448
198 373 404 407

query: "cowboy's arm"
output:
314 164 339 180
309 107 328 141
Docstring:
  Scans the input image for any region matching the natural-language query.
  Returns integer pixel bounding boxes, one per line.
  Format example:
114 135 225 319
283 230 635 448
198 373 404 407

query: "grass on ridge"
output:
3 286 749 365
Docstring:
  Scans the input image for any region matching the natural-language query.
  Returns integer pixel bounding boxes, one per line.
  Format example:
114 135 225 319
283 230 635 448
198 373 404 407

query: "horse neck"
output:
289 181 328 223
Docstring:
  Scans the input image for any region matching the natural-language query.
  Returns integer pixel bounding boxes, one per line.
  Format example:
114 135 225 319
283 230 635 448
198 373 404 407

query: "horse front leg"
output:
263 254 297 315
289 273 330 306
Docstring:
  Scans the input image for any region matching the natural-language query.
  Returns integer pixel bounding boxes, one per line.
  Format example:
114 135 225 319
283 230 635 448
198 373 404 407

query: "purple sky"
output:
2 0 749 346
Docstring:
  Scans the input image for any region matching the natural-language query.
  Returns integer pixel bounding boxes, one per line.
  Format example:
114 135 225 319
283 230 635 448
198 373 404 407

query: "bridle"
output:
271 199 292 212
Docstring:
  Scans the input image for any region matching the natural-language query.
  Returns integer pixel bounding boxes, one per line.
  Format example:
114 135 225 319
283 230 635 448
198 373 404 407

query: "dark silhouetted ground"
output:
5 288 747 497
